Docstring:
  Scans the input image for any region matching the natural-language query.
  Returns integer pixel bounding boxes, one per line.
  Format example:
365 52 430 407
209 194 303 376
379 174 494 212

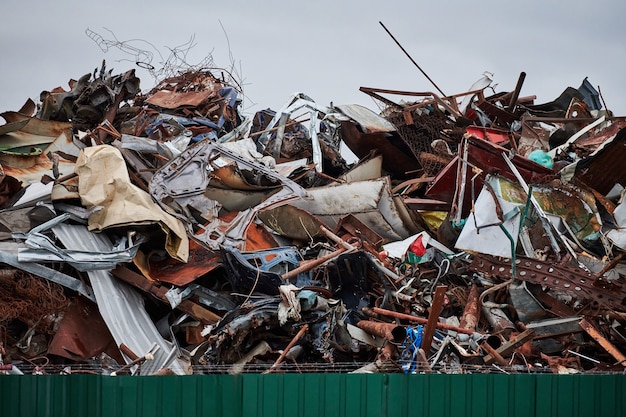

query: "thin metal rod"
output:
264 324 309 373
379 21 446 97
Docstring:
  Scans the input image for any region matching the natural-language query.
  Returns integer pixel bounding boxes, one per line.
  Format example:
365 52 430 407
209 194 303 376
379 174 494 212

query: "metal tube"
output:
371 307 478 335
481 342 508 366
357 321 406 343
459 284 480 332
281 247 347 281
482 306 516 338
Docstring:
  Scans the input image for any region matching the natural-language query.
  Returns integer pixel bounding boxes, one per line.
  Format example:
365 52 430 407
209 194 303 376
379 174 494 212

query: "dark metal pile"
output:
1 62 626 376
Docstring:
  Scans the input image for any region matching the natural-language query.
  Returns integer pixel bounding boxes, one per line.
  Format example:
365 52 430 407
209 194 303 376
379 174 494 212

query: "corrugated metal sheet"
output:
52 223 188 375
1 374 624 417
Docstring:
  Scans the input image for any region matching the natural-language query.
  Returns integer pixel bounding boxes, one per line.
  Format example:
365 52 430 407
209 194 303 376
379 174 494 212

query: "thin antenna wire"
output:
379 21 447 97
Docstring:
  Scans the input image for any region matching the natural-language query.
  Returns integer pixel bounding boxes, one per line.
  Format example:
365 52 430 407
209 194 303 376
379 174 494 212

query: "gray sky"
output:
2 1 625 118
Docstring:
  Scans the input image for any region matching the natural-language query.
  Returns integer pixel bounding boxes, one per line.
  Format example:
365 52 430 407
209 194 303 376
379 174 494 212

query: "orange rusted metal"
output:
356 320 406 343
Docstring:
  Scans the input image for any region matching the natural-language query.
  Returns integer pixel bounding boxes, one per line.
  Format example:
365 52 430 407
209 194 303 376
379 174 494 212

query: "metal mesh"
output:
385 109 457 176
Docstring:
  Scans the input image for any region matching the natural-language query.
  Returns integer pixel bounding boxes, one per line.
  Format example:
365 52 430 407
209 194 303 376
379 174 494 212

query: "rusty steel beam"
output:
579 318 626 365
481 342 508 366
507 71 526 113
470 254 626 312
422 285 448 354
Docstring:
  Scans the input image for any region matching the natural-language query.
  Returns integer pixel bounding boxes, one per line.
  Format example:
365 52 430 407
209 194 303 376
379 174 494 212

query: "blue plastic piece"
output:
400 325 424 374
528 149 553 169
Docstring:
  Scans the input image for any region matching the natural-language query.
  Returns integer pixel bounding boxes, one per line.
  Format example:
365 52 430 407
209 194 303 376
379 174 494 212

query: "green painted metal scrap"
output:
1 373 625 417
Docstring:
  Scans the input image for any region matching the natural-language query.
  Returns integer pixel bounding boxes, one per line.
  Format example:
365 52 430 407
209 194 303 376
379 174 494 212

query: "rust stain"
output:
146 90 215 109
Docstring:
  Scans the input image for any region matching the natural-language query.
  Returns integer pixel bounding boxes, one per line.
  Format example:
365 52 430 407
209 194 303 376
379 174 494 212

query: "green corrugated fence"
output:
1 373 625 417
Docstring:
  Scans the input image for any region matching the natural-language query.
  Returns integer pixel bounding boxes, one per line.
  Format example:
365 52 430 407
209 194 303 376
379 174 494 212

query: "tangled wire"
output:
0 269 69 334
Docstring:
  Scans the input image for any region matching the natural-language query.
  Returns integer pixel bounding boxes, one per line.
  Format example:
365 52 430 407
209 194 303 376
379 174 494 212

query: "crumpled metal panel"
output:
135 238 221 286
289 177 414 243
149 140 306 250
16 213 144 271
52 223 189 375
0 111 73 140
425 135 553 218
221 246 304 295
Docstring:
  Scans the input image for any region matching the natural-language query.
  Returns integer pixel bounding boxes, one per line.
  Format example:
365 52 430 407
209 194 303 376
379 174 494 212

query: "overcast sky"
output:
2 1 625 118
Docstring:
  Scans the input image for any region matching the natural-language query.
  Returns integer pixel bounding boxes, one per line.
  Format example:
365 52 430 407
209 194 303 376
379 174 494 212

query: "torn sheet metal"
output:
146 90 217 110
0 111 72 150
47 297 124 363
572 127 626 195
456 172 604 258
333 104 397 134
605 188 626 251
339 119 421 180
0 206 34 238
52 223 189 375
0 241 94 301
455 175 523 258
338 152 383 183
0 117 79 185
290 177 416 242
75 144 189 262
257 204 323 241
16 213 143 270
133 239 221 286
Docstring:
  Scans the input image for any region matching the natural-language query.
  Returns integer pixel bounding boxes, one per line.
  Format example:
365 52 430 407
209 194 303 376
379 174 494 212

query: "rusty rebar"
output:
264 324 309 374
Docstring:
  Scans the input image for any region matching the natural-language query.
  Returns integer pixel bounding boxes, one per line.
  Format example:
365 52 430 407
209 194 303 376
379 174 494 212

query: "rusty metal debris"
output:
2 58 626 376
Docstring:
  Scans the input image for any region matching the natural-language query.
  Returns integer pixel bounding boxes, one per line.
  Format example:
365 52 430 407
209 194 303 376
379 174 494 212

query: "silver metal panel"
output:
52 223 189 375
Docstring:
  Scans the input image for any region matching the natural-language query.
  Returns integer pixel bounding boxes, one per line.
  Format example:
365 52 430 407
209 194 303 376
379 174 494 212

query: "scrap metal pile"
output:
2 62 626 376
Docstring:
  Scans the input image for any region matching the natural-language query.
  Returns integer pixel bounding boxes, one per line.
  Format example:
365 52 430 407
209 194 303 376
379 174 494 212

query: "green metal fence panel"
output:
1 373 625 417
